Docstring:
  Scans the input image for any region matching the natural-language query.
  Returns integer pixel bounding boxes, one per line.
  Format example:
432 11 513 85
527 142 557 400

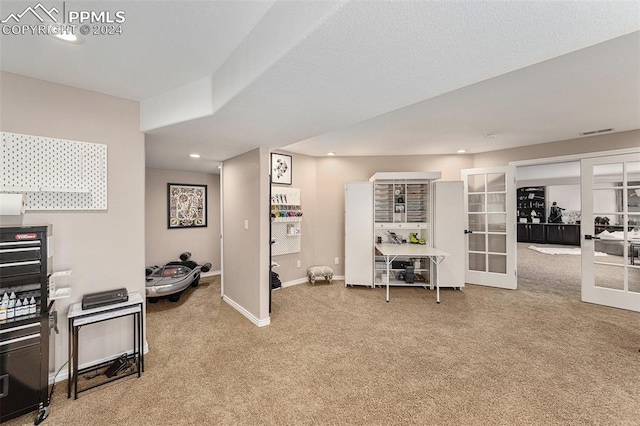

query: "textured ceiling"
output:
0 1 638 173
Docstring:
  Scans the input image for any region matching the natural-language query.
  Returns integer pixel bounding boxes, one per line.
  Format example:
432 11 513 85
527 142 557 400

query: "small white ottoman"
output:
307 265 334 285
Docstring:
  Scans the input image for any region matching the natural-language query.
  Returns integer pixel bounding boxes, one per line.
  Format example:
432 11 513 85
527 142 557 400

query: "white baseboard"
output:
281 275 344 288
202 270 220 278
223 295 270 327
48 341 150 384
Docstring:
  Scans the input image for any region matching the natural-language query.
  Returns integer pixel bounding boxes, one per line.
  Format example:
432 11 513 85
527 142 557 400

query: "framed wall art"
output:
167 183 207 229
271 153 292 185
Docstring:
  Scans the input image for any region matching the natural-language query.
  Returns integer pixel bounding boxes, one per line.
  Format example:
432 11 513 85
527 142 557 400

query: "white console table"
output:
67 292 143 399
375 243 451 303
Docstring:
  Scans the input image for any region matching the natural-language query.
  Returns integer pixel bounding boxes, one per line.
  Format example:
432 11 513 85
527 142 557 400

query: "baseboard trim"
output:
202 270 221 278
48 341 150 384
281 275 344 288
282 277 308 287
223 295 270 327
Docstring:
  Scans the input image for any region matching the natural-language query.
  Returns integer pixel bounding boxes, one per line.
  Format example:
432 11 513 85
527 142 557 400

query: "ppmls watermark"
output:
1 2 126 37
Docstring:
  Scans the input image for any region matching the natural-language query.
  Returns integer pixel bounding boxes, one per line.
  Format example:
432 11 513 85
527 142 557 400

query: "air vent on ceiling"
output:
579 128 615 136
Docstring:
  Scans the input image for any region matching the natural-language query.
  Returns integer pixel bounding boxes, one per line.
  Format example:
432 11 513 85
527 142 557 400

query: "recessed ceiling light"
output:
189 153 201 158
327 152 336 156
457 149 467 154
46 23 85 44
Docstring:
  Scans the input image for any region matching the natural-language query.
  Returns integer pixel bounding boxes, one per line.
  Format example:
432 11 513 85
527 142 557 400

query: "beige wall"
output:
145 169 221 270
473 129 640 167
222 148 270 324
271 152 317 283
0 72 145 371
314 155 474 275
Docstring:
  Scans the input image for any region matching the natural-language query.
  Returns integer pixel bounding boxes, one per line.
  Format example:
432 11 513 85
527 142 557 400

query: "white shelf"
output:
375 222 427 229
0 186 39 192
272 217 302 223
40 187 90 193
50 287 71 300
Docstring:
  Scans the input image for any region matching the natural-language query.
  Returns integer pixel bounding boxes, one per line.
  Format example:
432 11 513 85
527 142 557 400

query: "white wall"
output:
547 185 580 220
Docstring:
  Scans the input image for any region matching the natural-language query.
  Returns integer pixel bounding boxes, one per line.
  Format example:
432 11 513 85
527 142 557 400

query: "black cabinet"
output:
0 226 50 423
1 343 42 420
517 223 546 243
545 224 580 246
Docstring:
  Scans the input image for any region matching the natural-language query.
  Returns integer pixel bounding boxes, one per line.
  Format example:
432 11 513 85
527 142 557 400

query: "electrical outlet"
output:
334 257 339 265
296 260 301 268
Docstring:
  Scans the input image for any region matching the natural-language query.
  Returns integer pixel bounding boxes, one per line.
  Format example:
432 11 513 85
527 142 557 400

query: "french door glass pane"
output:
469 214 486 232
595 214 624 231
487 173 506 192
593 189 623 215
629 214 640 232
593 163 623 185
488 234 507 254
468 194 485 212
487 193 506 212
487 213 506 232
630 266 640 293
469 252 486 272
628 187 640 210
594 263 624 290
468 175 485 193
625 161 640 179
468 233 486 251
488 254 506 274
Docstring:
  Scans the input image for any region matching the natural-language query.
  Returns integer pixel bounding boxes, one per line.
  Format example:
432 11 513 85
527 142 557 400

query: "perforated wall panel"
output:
1 132 107 210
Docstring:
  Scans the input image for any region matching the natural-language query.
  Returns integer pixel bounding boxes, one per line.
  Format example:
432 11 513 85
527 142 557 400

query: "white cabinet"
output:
433 181 465 289
345 182 374 286
345 172 464 292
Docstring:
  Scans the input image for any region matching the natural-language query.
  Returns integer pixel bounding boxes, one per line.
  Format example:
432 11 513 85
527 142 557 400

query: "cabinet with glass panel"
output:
372 176 434 285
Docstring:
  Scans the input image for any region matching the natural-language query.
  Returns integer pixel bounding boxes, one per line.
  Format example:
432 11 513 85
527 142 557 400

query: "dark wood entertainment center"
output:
517 223 581 246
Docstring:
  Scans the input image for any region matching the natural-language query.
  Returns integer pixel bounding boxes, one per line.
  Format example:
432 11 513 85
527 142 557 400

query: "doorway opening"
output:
515 161 583 300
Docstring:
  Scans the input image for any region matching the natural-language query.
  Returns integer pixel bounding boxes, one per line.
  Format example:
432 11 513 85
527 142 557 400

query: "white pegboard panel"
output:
1 132 107 210
272 222 301 256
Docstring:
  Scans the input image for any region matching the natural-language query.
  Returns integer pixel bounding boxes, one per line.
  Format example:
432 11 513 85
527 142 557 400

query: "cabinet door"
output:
345 182 373 286
0 345 42 422
562 225 580 246
433 181 464 288
545 225 563 244
517 223 528 242
529 224 546 243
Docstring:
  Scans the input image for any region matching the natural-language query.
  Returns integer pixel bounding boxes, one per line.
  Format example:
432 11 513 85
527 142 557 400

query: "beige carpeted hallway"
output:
5 251 640 425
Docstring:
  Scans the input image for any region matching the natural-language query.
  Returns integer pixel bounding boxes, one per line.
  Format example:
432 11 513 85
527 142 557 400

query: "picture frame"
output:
167 183 207 229
271 153 292 185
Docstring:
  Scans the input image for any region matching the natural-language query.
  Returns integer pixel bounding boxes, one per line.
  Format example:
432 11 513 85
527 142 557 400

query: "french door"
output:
581 153 640 312
462 166 517 289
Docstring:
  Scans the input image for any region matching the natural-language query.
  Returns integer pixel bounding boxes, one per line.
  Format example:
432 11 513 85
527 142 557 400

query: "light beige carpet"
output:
5 255 640 425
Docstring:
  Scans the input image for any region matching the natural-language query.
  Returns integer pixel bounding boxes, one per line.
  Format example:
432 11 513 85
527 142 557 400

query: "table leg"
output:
386 255 390 303
435 257 440 304
67 319 72 398
73 325 79 400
